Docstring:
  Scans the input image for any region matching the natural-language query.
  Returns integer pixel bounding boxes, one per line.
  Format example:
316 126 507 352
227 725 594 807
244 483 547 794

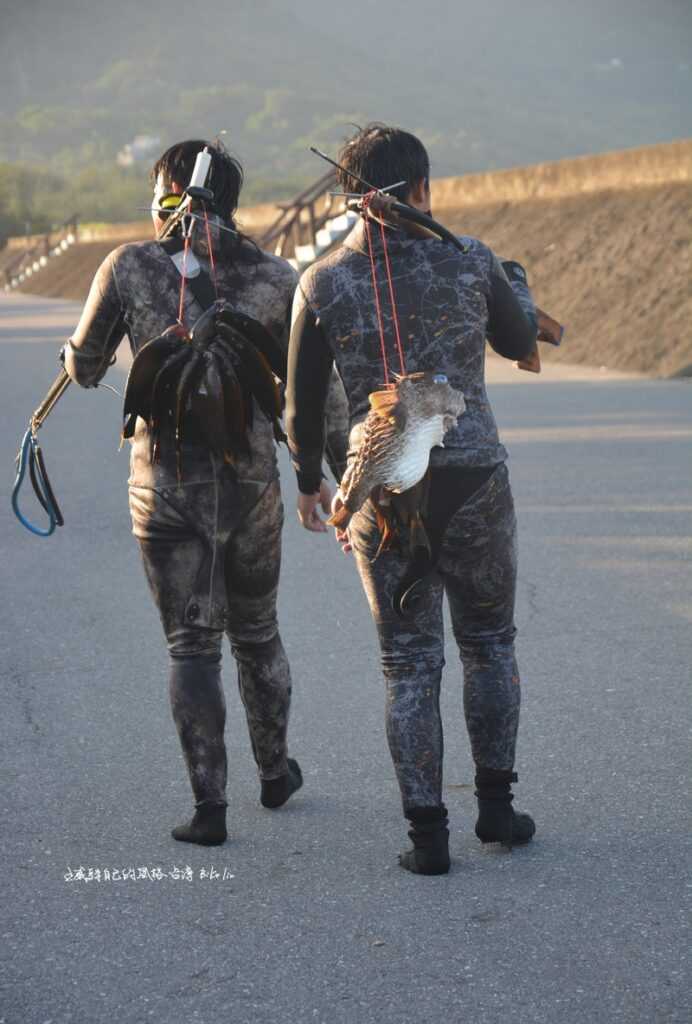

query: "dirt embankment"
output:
2 203 280 305
438 180 692 378
8 139 692 377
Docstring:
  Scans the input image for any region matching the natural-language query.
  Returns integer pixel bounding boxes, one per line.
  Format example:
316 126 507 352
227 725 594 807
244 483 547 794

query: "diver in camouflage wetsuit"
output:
62 140 328 845
286 124 538 874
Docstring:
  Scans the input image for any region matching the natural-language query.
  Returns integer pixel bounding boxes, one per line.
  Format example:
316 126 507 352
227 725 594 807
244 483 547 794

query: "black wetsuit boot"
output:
171 803 227 846
399 805 450 875
260 758 303 809
474 768 535 848
169 657 228 845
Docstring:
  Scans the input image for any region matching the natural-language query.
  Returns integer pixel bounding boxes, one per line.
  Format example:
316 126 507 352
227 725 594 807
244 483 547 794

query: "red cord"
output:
362 193 391 387
362 191 406 387
177 211 219 326
379 217 406 376
203 210 219 298
177 233 190 326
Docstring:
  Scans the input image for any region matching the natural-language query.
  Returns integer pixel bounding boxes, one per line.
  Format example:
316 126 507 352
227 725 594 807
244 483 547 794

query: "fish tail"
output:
409 513 431 556
373 516 396 560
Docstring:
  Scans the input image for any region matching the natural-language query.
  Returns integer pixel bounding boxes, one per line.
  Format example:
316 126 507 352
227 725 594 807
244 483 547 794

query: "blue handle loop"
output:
11 428 58 537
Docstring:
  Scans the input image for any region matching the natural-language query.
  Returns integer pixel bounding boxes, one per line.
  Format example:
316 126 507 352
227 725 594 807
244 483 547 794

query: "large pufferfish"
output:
328 371 465 550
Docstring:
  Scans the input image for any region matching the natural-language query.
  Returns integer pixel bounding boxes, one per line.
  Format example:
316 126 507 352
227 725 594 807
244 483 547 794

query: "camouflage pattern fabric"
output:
349 463 520 812
296 219 530 468
62 231 298 805
296 219 533 813
132 476 292 797
324 366 350 482
63 229 298 488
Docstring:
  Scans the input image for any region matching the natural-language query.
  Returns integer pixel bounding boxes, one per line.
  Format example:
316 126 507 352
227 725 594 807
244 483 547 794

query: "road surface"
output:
1 292 690 1024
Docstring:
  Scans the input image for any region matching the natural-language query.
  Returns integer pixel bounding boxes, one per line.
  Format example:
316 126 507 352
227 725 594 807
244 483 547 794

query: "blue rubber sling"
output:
12 368 70 537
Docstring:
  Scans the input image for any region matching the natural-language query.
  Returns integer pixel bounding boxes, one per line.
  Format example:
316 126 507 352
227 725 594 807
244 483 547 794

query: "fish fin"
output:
147 347 191 460
121 330 189 449
253 348 283 418
371 500 398 561
327 503 351 529
408 512 431 557
368 389 398 416
210 344 249 456
389 480 431 556
368 388 396 410
189 305 219 349
215 325 282 429
373 518 395 560
368 389 407 430
216 306 287 379
216 354 245 440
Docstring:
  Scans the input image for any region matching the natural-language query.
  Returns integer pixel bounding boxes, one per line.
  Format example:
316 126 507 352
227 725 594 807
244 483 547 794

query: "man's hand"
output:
331 492 353 555
296 479 333 533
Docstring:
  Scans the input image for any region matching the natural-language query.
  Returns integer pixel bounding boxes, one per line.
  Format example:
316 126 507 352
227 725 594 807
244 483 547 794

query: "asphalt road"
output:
1 291 690 1024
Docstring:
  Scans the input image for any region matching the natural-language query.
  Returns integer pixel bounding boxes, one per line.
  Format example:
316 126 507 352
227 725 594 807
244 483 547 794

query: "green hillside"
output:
0 0 689 228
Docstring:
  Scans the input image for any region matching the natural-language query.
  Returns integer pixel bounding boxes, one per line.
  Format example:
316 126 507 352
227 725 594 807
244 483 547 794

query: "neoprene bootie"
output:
398 805 450 875
171 803 228 846
474 768 535 848
260 758 303 809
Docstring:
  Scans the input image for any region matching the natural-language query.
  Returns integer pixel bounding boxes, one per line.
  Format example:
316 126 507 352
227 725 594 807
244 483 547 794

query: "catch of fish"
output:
328 371 465 553
121 301 287 480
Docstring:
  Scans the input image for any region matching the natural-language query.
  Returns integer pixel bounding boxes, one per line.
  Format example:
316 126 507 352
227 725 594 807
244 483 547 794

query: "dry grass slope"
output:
440 181 692 378
432 138 692 206
9 140 692 376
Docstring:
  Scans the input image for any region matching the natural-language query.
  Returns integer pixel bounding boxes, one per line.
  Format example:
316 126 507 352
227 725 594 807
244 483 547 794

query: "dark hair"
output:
151 139 259 260
151 139 243 223
336 123 430 202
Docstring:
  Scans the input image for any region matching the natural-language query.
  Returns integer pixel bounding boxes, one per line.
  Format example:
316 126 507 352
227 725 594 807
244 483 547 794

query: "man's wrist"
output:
296 470 323 495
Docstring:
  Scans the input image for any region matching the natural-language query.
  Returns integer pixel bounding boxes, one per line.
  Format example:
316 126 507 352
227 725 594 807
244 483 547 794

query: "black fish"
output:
120 301 287 481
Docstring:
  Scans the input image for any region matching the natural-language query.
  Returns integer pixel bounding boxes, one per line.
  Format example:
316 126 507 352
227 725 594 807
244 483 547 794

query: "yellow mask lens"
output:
159 193 183 211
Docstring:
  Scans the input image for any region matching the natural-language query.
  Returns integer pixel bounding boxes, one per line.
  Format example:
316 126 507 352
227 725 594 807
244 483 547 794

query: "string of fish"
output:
120 210 285 484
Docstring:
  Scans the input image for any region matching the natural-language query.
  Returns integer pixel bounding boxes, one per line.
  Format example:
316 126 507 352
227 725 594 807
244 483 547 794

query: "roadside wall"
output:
9 139 691 376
